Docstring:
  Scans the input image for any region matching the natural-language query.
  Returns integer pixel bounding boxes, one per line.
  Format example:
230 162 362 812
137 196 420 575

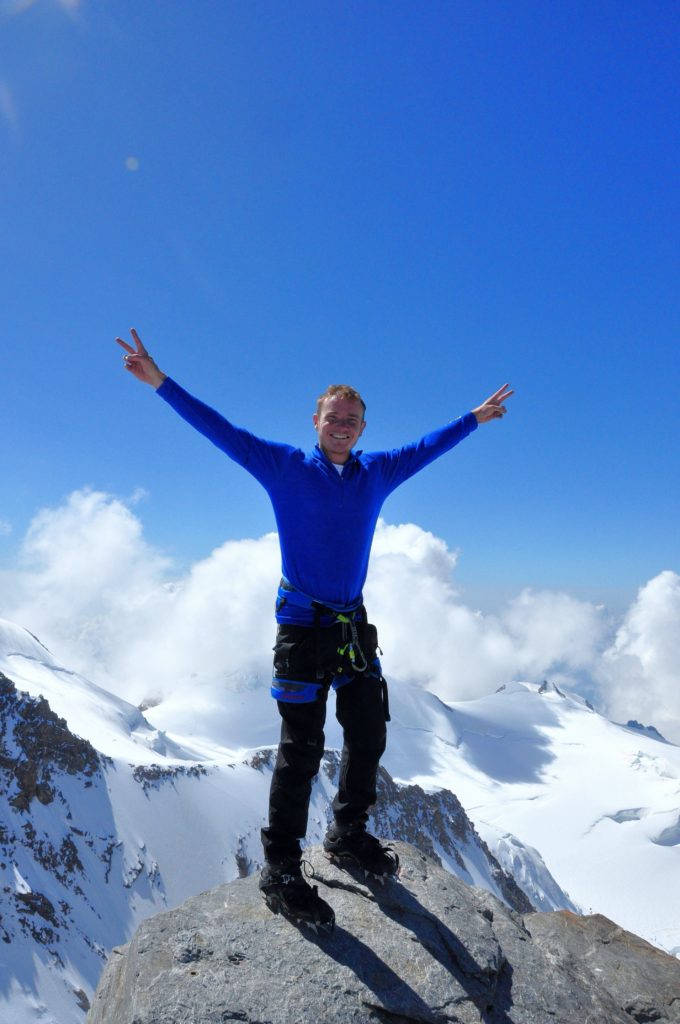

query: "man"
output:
116 327 513 933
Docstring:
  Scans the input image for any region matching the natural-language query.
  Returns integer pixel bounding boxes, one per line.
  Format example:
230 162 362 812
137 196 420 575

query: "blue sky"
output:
1 0 678 613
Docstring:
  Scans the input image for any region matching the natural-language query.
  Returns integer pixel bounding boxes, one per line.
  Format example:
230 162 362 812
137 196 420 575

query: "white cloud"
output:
596 571 680 739
1 490 678 743
0 489 281 704
4 489 173 690
365 523 517 699
502 588 609 677
366 522 608 702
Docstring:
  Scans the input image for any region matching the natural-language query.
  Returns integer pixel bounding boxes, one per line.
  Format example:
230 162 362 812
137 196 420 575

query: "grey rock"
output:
87 842 680 1024
526 911 680 1022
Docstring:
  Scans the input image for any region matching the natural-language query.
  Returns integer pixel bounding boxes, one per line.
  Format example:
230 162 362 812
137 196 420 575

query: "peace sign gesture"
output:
115 328 167 389
472 384 514 424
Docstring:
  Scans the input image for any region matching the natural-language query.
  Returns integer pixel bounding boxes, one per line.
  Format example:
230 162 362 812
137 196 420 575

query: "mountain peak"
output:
625 719 668 743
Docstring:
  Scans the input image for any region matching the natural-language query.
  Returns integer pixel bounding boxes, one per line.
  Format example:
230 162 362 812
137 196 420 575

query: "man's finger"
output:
490 384 513 401
116 337 135 354
130 328 147 354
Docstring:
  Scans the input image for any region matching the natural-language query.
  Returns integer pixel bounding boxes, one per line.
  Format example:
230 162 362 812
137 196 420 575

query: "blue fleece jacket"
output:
157 378 478 616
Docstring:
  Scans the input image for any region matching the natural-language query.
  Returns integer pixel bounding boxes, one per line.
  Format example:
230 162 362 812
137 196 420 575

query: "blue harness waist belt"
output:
275 577 364 626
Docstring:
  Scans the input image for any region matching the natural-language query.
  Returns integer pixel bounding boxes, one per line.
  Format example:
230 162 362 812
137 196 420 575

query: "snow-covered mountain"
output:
385 677 680 955
1 616 679 1024
0 619 529 1024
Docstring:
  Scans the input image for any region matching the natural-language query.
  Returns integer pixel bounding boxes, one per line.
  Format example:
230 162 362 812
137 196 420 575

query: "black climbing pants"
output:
261 621 389 865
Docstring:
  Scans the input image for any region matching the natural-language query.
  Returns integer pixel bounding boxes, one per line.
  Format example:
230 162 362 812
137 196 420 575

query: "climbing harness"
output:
271 578 390 720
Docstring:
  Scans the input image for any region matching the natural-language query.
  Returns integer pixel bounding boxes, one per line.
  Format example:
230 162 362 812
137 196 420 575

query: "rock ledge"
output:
88 842 680 1024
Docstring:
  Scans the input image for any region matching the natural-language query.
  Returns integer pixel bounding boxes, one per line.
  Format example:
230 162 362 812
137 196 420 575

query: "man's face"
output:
313 395 366 464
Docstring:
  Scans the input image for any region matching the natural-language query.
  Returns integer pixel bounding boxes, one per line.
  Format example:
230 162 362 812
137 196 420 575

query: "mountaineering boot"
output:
323 823 399 881
259 859 335 934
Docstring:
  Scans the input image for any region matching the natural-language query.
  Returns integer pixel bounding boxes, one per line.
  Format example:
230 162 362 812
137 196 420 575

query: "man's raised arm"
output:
116 328 167 390
114 327 294 485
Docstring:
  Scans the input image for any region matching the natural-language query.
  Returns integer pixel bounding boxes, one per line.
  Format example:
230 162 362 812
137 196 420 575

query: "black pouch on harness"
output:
356 621 379 664
272 630 316 678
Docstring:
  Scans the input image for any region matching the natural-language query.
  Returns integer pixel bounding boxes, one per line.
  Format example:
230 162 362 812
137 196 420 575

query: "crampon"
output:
259 859 335 934
323 824 399 883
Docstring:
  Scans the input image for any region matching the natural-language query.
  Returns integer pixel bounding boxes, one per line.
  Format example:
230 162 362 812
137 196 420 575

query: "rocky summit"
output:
87 842 680 1024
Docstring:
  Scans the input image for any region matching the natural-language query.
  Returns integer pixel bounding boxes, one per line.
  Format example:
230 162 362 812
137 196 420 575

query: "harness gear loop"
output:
335 613 368 673
380 675 391 722
313 604 324 679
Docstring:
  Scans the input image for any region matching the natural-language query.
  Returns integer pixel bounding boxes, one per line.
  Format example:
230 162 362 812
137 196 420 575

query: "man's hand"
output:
472 384 514 424
116 328 167 389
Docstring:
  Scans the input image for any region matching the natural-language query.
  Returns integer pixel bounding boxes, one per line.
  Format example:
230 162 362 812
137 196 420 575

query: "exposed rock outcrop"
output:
87 842 680 1024
0 671 106 955
367 763 533 915
0 671 99 812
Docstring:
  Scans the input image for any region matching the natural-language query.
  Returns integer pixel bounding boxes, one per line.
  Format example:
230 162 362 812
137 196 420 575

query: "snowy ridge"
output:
0 619 208 765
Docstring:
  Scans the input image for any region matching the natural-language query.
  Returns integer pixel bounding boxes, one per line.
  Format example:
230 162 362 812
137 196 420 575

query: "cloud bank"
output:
595 571 680 744
1 488 679 742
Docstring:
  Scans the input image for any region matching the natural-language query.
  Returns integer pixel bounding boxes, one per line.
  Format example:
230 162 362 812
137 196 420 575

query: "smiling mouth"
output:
330 434 350 440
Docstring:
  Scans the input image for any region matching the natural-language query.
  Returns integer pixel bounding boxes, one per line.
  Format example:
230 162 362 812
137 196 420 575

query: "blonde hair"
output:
316 384 366 418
